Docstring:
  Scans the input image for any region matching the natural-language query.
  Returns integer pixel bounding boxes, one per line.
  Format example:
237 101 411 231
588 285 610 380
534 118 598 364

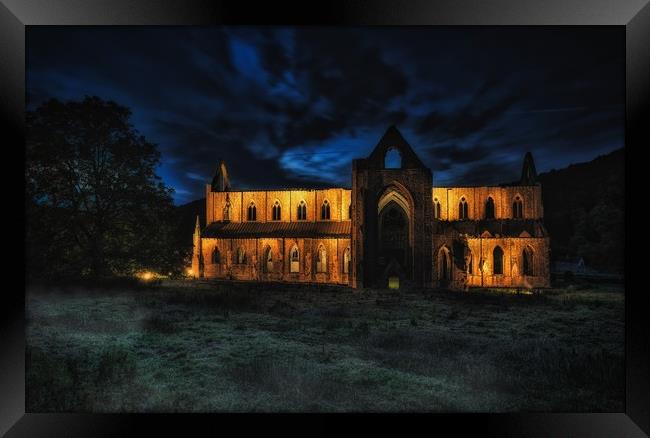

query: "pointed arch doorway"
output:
377 187 413 288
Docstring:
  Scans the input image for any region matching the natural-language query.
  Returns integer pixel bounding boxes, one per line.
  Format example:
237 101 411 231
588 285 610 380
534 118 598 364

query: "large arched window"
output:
523 247 534 276
297 200 307 221
272 200 281 221
485 197 495 219
320 200 331 220
513 196 523 219
384 147 402 169
316 245 327 273
343 247 351 274
237 247 246 265
264 247 273 273
223 201 231 221
493 246 504 275
290 245 300 273
433 198 442 219
212 247 221 264
459 197 469 220
247 202 257 221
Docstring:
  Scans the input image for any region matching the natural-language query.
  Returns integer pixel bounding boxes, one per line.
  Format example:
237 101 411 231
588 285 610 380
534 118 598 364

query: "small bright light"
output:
186 268 193 276
136 271 157 281
388 276 400 289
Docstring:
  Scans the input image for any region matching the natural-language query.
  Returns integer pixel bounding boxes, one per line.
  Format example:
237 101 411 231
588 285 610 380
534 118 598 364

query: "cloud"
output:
26 27 624 204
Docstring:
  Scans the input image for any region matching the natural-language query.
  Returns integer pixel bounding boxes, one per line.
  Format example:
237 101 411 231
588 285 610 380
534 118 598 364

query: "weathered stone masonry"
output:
191 126 551 289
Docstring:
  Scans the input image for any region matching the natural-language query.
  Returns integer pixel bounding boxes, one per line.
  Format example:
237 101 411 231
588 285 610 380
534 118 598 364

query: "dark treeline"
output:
538 148 624 273
26 96 191 281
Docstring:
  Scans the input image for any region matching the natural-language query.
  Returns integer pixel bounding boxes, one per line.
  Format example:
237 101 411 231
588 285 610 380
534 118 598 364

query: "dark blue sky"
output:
27 27 624 205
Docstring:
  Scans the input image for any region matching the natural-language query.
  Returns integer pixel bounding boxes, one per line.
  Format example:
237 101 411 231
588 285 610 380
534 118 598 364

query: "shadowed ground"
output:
25 280 624 412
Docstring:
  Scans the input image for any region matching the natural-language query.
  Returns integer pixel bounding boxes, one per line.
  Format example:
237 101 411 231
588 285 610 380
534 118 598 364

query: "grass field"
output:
26 280 624 412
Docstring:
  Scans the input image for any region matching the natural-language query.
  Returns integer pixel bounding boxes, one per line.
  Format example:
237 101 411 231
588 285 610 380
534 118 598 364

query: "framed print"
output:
2 0 648 436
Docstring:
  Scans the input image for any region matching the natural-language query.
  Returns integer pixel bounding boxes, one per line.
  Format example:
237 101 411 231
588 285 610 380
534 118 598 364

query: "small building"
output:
552 256 588 275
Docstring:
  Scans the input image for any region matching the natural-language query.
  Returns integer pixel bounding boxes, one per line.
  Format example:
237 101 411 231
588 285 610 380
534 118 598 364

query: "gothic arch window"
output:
264 246 273 273
459 197 469 220
485 197 495 219
297 200 307 221
237 247 246 265
513 196 523 219
523 246 534 276
438 246 452 281
321 200 331 220
384 147 402 169
290 245 300 273
212 247 221 264
316 245 327 273
343 247 351 274
272 200 281 221
223 201 231 221
493 246 504 275
247 202 257 221
433 198 442 219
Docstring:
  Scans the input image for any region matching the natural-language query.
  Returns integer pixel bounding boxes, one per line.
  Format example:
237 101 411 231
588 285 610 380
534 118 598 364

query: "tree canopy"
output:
26 96 185 279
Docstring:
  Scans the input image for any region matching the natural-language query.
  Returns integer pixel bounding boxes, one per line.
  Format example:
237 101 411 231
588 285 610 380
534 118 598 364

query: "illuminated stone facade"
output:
192 126 551 289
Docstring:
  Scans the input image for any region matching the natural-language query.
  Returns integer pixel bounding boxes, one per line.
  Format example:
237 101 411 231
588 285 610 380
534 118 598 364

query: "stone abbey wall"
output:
192 126 552 290
200 237 351 285
432 235 550 289
206 187 352 224
432 185 543 221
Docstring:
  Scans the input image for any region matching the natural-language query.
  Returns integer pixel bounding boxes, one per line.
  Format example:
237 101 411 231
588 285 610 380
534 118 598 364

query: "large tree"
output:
26 96 182 279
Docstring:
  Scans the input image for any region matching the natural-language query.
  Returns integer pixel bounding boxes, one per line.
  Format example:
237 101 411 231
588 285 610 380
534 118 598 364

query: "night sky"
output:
27 27 624 205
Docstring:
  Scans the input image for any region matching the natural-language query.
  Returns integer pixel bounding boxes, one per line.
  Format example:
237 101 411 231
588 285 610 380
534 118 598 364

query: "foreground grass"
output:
26 280 624 412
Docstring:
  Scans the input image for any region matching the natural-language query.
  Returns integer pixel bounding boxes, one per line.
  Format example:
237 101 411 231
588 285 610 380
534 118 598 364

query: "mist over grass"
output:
26 281 624 412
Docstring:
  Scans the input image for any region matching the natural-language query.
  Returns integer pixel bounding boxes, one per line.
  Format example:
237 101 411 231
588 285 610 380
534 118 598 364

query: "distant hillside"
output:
538 148 625 273
175 148 625 274
173 198 205 258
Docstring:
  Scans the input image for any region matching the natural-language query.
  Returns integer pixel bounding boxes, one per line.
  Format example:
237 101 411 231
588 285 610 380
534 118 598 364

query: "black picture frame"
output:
3 1 647 436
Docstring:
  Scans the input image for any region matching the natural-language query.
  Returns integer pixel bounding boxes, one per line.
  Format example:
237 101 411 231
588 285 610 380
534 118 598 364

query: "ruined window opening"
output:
237 247 246 265
272 200 281 221
321 200 331 220
513 196 523 219
247 202 257 221
212 247 220 264
343 247 351 274
485 197 495 219
297 200 307 220
316 245 327 273
439 247 451 280
523 247 534 276
290 246 300 273
433 198 441 219
493 246 504 275
384 147 402 169
459 197 468 220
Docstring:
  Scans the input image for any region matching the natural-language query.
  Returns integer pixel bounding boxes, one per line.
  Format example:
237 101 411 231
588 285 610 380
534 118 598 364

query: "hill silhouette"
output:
538 148 624 273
